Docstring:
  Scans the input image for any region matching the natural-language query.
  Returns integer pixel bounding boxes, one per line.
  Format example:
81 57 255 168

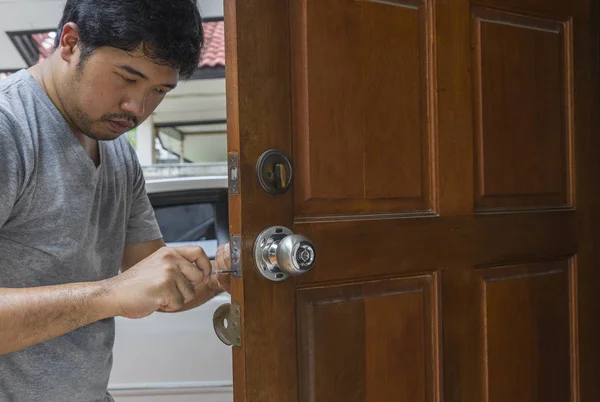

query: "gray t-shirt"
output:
0 70 162 401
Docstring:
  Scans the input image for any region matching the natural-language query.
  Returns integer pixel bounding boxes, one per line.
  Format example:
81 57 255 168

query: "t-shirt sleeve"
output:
0 112 24 228
126 154 163 244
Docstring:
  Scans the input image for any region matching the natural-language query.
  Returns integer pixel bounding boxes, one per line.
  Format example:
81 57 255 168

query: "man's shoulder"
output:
0 70 29 101
0 70 31 128
0 96 19 144
0 78 36 160
0 71 50 154
0 74 32 185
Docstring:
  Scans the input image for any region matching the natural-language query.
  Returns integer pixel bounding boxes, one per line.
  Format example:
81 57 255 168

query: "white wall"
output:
197 0 223 19
159 132 226 163
136 117 155 166
153 79 227 125
185 134 227 162
0 0 64 70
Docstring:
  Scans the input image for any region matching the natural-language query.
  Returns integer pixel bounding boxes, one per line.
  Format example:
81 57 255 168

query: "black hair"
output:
54 0 203 79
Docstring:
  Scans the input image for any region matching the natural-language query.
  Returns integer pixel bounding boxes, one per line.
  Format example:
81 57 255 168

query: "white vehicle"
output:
108 164 233 402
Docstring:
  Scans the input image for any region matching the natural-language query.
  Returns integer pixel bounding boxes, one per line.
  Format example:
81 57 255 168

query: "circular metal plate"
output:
253 226 293 281
256 150 293 195
212 303 241 347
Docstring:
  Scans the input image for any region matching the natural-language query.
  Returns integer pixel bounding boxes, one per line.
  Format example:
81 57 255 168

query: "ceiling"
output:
154 78 226 126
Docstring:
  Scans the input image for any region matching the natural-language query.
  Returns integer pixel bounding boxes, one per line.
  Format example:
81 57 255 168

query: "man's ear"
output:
58 22 81 64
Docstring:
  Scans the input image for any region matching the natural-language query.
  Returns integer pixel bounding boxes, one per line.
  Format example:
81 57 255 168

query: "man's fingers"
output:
216 248 228 272
173 246 212 278
173 272 196 304
213 245 232 293
216 243 231 270
212 250 227 290
161 282 186 312
174 259 204 285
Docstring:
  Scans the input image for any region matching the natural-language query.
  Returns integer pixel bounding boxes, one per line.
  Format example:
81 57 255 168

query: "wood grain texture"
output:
479 261 572 402
297 275 439 402
472 8 574 210
225 0 297 400
292 0 435 217
227 0 600 400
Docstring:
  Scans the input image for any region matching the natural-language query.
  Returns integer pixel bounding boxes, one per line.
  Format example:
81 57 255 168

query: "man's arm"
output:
0 282 115 355
0 246 210 356
0 219 163 356
121 240 230 313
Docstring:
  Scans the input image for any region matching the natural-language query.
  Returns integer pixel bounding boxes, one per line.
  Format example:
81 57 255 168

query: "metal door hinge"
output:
228 152 239 194
213 302 241 347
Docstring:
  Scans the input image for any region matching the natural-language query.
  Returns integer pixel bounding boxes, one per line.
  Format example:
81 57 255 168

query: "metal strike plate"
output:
228 152 240 194
213 303 241 347
256 150 293 195
230 235 242 277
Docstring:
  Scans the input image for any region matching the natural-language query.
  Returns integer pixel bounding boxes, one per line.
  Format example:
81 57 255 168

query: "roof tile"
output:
199 21 225 68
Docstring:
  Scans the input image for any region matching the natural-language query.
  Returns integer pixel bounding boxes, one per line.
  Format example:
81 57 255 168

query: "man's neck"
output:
28 60 100 166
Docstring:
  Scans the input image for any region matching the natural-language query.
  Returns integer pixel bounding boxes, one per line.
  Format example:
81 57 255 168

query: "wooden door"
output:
224 0 600 400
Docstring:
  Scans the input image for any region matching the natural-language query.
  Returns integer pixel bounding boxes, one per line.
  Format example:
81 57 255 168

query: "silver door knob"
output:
253 226 316 281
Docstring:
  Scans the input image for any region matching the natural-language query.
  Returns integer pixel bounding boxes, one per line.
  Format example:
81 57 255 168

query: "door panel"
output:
225 0 600 400
297 275 439 402
291 0 434 215
472 7 573 210
480 260 572 402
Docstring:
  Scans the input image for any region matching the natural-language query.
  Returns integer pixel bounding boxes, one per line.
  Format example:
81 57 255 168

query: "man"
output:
0 0 231 401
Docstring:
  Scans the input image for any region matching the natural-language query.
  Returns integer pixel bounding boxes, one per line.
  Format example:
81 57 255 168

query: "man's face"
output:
60 46 178 141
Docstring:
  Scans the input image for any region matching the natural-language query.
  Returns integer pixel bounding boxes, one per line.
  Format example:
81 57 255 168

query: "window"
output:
154 201 221 258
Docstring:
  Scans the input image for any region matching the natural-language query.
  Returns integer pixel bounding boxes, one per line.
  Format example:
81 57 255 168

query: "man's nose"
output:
120 92 147 117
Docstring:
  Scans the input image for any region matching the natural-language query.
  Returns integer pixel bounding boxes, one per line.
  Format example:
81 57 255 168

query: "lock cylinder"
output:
253 226 316 281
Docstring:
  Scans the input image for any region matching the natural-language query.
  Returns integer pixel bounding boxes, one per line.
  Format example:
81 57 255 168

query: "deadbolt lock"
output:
256 150 293 195
253 226 316 282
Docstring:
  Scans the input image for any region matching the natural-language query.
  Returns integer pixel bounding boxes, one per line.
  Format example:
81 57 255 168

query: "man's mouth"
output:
107 120 135 133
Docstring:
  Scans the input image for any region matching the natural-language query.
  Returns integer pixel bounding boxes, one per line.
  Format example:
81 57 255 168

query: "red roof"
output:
32 32 56 64
199 21 225 68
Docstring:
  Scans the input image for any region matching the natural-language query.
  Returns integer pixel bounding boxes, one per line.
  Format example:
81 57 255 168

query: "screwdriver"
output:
211 270 236 275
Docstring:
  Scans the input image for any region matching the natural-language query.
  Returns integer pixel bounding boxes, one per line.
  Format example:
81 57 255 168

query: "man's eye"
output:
120 76 137 84
155 88 166 95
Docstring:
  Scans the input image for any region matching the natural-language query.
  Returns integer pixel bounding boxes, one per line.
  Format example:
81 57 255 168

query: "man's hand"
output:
104 246 211 319
209 243 232 293
0 245 214 355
